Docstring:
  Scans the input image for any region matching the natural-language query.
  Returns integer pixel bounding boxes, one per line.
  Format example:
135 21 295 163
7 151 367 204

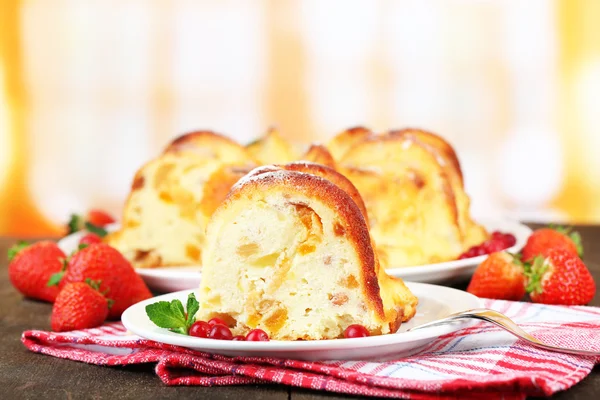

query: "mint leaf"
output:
8 241 29 261
185 293 200 330
146 300 187 330
67 214 83 234
84 222 108 237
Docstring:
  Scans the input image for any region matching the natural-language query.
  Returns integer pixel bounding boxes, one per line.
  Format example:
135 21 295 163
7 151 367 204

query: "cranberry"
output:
344 324 370 338
79 233 102 246
209 324 233 340
245 329 270 342
232 335 246 341
208 317 228 327
491 231 504 240
503 234 516 247
474 246 488 256
189 321 211 338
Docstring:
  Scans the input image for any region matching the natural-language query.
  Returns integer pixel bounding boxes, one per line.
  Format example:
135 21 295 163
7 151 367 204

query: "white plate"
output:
388 219 532 284
58 219 531 292
121 282 481 361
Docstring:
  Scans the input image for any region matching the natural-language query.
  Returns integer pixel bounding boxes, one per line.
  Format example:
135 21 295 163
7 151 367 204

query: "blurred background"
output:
1 0 599 237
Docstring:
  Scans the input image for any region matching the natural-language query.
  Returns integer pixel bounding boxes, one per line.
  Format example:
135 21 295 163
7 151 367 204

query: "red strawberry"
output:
8 241 66 302
521 226 582 262
51 280 109 332
87 209 115 227
60 243 152 318
526 249 595 305
79 233 102 246
467 252 526 301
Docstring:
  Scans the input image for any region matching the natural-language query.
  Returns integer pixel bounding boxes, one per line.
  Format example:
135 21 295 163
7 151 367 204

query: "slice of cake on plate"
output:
105 131 256 268
337 131 488 268
196 165 417 340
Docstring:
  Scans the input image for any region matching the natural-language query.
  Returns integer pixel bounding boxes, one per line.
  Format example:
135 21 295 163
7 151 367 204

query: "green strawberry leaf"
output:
185 293 200 330
525 255 548 295
146 300 187 331
67 214 83 234
47 271 65 287
569 231 584 259
84 278 102 291
8 241 29 262
84 222 108 238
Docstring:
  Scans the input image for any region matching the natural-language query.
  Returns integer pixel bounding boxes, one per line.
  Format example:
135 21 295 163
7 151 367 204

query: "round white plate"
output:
58 219 531 292
121 282 481 361
388 219 532 284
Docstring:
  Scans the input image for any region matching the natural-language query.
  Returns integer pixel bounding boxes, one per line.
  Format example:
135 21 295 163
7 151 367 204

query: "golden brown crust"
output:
284 162 369 226
299 144 336 169
389 128 463 184
344 133 460 238
327 126 374 161
165 130 248 154
224 169 386 323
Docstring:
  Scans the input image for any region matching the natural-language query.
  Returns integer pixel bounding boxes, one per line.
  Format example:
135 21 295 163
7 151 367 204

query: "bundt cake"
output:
196 166 417 340
337 131 488 267
104 131 256 268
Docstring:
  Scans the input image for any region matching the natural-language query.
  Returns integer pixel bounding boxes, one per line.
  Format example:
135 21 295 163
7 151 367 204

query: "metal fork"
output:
408 308 600 357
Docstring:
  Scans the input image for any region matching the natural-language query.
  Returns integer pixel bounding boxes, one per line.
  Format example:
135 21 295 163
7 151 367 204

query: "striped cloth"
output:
22 299 600 399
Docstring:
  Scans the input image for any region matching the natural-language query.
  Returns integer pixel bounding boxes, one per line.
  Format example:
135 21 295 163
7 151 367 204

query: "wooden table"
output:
2 224 599 399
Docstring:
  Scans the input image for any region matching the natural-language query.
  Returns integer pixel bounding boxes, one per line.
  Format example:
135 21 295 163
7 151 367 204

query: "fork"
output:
407 308 600 357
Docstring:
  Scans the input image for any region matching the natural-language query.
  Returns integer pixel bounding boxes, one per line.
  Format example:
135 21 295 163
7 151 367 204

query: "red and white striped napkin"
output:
22 299 600 399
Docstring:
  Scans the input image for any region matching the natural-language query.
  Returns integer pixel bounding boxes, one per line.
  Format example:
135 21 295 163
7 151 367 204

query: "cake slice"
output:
390 129 488 249
196 166 417 340
105 131 256 268
338 132 465 267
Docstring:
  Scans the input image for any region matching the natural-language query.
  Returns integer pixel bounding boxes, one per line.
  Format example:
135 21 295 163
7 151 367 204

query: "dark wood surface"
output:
1 224 599 399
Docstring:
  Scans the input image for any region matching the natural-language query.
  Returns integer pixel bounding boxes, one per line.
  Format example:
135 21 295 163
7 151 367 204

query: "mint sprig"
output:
84 222 108 237
145 293 199 335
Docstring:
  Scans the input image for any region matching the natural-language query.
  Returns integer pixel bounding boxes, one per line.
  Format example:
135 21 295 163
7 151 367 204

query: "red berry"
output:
189 321 211 338
475 246 487 256
245 329 269 341
483 240 505 254
232 335 246 341
79 233 102 246
503 234 516 247
208 317 228 327
491 231 504 240
87 209 116 227
344 324 370 338
209 324 233 340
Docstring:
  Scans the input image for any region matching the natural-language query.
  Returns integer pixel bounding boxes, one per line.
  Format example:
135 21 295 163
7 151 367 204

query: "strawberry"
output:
51 280 109 332
521 226 582 262
79 233 102 246
66 209 114 237
59 243 152 318
467 252 526 301
8 241 66 302
526 249 595 305
87 209 115 227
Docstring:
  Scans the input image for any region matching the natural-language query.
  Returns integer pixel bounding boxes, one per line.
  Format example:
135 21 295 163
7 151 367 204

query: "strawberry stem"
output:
525 255 547 294
7 241 29 261
569 231 584 259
